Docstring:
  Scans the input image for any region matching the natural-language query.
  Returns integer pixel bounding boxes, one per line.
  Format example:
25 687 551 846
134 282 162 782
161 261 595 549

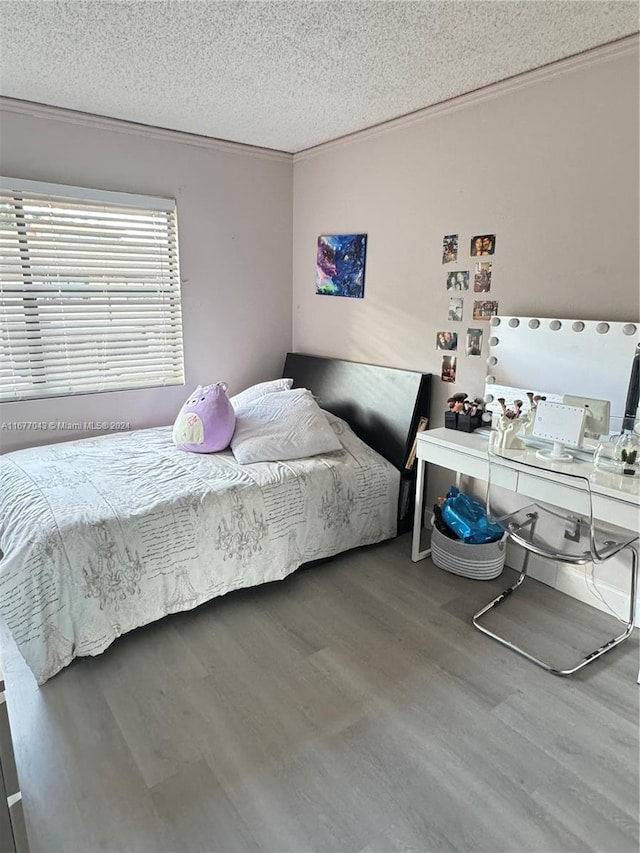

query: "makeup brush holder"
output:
445 411 483 432
491 414 526 449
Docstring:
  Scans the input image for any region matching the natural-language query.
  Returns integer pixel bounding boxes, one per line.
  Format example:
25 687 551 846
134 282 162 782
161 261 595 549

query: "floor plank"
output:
1 534 638 853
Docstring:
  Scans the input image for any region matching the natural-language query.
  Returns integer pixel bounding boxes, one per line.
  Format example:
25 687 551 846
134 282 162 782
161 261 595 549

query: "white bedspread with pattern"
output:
0 414 398 684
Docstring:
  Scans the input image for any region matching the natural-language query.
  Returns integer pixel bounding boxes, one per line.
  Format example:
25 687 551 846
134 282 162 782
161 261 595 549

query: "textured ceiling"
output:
0 1 637 153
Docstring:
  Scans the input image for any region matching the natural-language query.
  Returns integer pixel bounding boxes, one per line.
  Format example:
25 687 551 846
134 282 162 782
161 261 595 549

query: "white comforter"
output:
0 414 398 684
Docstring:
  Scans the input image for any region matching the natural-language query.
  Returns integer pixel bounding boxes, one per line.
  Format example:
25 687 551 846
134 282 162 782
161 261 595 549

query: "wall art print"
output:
465 327 484 356
441 355 457 383
470 234 496 256
473 300 499 320
436 331 458 351
474 262 492 292
316 234 367 298
446 270 469 291
442 234 458 264
448 297 463 322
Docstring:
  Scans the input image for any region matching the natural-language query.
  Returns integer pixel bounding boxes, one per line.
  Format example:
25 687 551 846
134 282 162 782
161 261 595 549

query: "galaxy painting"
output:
316 234 367 298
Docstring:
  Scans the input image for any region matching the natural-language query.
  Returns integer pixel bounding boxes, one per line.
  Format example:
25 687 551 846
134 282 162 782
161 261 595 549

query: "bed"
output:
0 353 431 684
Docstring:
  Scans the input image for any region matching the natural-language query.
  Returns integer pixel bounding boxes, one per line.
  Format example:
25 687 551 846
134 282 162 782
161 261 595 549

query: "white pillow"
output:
231 388 343 464
229 378 293 410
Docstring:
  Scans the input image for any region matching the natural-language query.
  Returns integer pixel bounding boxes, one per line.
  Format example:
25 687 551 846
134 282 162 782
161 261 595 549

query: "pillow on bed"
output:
231 387 342 464
230 378 293 410
172 382 236 453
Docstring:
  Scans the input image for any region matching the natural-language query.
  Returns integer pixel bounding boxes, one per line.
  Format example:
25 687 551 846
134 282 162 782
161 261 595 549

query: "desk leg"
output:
411 457 431 562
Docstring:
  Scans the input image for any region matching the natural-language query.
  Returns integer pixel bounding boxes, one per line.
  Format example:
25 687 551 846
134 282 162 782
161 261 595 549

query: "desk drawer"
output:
592 494 639 532
420 445 490 481
517 472 586 515
517 472 639 531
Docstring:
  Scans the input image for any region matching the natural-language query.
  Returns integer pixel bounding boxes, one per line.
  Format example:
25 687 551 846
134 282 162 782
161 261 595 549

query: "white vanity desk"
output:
411 428 640 562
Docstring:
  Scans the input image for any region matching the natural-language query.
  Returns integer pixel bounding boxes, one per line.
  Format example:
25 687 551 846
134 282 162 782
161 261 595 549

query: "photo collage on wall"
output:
439 232 498 381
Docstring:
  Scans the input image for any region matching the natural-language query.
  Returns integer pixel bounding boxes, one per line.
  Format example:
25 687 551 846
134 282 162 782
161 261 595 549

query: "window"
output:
0 177 184 402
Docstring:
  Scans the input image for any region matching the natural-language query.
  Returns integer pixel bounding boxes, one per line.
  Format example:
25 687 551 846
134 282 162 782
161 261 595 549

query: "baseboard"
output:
505 543 639 629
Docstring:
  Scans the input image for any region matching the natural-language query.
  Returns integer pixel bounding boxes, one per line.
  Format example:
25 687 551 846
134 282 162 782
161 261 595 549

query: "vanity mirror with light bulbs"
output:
484 317 640 443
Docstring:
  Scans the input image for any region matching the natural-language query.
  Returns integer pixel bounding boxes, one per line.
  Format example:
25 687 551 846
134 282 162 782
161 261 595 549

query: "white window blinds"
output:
0 177 184 402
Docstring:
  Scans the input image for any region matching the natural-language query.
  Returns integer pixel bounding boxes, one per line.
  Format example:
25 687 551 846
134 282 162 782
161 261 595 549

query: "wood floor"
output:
2 534 638 853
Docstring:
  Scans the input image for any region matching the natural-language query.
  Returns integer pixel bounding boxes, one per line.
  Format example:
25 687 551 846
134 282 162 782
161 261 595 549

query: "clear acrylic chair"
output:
472 437 638 676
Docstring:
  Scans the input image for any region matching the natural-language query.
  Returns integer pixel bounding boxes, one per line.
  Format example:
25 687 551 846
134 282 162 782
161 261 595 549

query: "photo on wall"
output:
442 234 458 264
465 327 484 356
448 297 463 322
436 331 458 351
474 262 492 292
446 270 469 291
316 234 367 298
470 234 496 256
441 355 457 383
473 300 499 320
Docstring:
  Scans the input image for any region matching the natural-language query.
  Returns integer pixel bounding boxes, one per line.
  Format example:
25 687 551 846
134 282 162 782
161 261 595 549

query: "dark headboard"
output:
283 352 431 471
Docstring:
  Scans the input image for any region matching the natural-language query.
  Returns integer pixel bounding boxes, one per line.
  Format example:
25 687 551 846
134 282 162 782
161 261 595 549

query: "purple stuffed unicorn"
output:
172 381 236 453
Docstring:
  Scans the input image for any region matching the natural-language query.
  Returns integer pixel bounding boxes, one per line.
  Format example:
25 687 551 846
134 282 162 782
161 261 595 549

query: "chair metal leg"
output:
472 544 638 677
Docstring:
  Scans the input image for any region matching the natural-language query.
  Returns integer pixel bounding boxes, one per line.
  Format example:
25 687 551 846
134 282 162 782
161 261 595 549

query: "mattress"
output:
0 413 399 684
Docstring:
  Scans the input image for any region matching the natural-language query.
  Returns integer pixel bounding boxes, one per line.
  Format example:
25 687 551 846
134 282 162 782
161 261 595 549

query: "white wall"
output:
292 40 639 428
0 104 293 452
291 39 639 611
0 42 638 613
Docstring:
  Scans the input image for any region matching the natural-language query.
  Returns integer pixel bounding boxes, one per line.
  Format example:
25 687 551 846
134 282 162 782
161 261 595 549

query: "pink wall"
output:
0 106 293 452
291 39 639 606
292 40 639 429
1 40 638 458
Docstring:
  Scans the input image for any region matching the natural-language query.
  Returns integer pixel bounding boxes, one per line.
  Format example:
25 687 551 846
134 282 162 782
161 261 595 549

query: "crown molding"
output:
294 34 639 162
1 33 636 163
0 97 292 163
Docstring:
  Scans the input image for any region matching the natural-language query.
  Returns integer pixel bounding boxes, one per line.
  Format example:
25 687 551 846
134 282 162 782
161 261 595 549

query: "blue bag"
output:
441 486 504 544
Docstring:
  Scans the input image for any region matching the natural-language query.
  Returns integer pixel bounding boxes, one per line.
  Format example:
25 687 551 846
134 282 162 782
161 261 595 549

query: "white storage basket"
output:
430 523 506 580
